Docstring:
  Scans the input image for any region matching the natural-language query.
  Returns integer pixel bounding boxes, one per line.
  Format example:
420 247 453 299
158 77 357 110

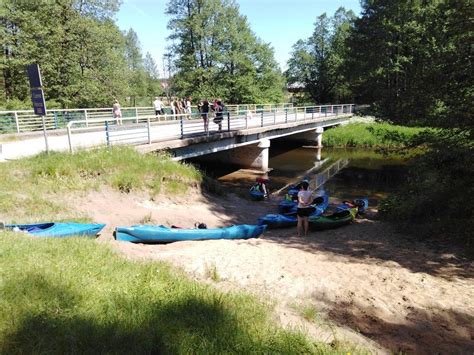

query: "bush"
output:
379 129 474 252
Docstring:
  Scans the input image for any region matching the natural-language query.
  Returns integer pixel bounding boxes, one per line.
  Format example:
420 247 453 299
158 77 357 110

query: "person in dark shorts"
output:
296 180 313 237
199 99 210 132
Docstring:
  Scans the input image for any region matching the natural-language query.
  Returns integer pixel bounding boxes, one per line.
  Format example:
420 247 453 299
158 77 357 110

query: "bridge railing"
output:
65 104 354 153
0 103 294 134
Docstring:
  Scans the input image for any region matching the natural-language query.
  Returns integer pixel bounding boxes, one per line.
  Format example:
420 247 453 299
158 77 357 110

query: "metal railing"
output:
66 104 354 153
0 103 294 134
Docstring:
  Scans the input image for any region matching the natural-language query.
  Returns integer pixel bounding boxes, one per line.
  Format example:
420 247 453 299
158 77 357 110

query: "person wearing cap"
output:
153 97 164 117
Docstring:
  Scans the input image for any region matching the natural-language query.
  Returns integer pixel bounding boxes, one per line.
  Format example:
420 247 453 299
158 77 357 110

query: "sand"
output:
73 188 474 354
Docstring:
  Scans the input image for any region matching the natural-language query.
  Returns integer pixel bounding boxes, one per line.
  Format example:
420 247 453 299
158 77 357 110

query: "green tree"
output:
166 0 284 103
144 52 164 98
1 0 128 108
124 28 147 105
286 8 355 104
344 0 473 128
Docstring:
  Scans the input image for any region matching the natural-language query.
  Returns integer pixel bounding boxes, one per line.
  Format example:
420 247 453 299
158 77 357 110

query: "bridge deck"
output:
0 108 353 161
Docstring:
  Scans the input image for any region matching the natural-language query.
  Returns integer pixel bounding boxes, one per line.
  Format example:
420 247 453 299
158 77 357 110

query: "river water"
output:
190 144 408 206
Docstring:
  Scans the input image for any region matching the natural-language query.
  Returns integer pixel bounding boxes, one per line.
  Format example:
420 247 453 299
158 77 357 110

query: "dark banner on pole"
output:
31 88 47 116
27 64 43 89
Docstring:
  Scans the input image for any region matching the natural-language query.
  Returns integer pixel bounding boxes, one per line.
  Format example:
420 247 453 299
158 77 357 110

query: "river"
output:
189 144 408 206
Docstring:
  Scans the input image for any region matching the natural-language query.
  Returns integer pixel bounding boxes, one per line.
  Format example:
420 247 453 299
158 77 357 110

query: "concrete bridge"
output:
0 104 354 167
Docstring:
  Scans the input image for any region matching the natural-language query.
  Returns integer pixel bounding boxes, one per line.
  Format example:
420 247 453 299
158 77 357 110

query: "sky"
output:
116 0 361 76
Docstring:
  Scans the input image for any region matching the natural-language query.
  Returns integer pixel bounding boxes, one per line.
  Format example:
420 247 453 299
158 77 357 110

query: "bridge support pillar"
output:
279 127 324 147
227 138 270 171
315 126 323 147
190 139 271 172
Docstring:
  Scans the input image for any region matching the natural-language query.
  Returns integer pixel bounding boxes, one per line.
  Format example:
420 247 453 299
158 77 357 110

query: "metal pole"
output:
227 112 230 131
147 117 151 144
295 108 297 121
285 109 288 123
105 121 110 147
260 111 264 127
273 109 276 125
135 107 139 123
14 111 20 133
41 115 49 153
67 125 73 153
84 109 89 127
180 117 184 138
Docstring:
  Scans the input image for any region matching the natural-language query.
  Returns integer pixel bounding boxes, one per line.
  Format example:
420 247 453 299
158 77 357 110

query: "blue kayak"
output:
284 193 329 216
278 199 297 214
115 224 267 243
336 198 369 214
4 222 106 238
258 192 329 228
249 188 266 201
257 213 298 228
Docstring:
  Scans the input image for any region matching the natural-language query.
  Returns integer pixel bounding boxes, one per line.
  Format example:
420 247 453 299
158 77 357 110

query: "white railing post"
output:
84 109 89 127
245 114 248 129
67 125 74 153
273 109 276 124
295 108 297 121
135 107 139 123
147 117 151 144
41 115 49 153
14 111 20 133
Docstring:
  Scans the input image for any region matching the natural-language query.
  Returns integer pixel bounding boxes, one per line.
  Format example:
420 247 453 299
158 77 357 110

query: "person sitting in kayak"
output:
252 178 269 198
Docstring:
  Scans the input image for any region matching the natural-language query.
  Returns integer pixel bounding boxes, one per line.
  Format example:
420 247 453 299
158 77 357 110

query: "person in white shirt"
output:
153 97 164 117
185 98 192 115
297 180 313 237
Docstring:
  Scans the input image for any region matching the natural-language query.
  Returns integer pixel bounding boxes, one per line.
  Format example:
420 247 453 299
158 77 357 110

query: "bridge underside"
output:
136 115 351 171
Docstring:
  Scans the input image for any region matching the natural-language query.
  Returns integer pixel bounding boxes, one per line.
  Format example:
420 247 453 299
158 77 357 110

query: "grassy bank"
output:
323 122 424 148
0 147 202 223
0 233 344 353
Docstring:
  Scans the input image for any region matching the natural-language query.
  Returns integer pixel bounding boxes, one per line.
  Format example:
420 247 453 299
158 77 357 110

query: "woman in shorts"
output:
297 180 313 237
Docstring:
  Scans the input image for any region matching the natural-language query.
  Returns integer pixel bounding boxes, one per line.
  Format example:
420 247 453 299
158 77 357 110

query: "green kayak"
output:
308 208 357 230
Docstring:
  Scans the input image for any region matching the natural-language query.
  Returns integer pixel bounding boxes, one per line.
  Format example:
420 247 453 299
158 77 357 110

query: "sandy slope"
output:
74 188 474 354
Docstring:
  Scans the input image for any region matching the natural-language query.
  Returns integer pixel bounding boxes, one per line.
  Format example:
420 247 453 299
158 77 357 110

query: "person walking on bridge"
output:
153 97 164 117
212 99 224 131
198 99 210 133
112 99 122 125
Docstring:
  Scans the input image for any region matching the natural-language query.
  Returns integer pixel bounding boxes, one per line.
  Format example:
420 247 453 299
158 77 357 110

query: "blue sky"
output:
116 0 361 75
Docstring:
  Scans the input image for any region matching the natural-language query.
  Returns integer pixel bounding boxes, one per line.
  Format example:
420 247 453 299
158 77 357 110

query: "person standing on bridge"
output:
112 99 122 125
212 99 224 131
153 97 164 117
198 99 210 133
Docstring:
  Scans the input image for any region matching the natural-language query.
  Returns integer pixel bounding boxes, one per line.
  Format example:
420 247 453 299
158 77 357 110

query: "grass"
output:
0 233 346 354
291 302 319 322
138 212 154 224
0 147 203 223
204 263 221 282
323 122 425 148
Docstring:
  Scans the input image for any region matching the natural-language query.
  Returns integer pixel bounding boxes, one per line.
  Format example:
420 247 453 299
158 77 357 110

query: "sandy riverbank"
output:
74 188 474 354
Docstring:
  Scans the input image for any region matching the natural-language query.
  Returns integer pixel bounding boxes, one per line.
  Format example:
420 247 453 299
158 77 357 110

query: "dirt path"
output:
75 188 474 354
